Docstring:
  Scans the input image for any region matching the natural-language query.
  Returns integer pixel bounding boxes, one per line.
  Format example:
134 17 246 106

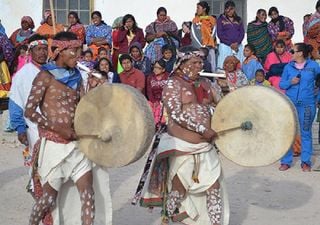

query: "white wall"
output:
247 0 315 43
94 0 198 31
1 0 43 36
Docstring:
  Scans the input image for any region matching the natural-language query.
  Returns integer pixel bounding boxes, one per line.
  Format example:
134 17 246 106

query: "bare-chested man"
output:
139 46 228 225
25 31 94 225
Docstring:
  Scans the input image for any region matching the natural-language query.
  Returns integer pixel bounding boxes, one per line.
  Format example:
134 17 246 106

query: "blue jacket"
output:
279 59 320 104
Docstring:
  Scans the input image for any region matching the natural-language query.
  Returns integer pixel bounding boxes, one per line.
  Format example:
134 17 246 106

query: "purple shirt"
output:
217 14 245 46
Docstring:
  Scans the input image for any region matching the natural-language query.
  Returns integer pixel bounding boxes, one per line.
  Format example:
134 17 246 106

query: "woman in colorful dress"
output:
247 9 272 63
85 11 112 60
9 16 35 48
192 1 217 71
144 7 179 63
67 11 85 44
267 7 294 51
217 0 245 69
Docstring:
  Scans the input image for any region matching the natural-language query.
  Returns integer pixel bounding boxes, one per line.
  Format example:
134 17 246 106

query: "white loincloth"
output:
150 133 229 225
38 138 112 225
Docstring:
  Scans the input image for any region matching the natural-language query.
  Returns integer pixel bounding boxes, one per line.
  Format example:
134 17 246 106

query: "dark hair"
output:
224 1 241 22
10 44 28 73
82 49 93 57
154 59 166 69
119 54 132 64
28 34 48 43
199 47 209 57
316 0 320 10
304 14 312 20
95 57 114 73
295 42 313 58
274 39 286 48
68 11 81 24
225 1 236 10
162 44 175 54
91 11 107 25
255 69 265 76
244 44 256 54
254 9 267 22
157 7 167 16
98 47 108 54
182 21 192 29
197 1 210 15
51 31 78 53
268 7 279 16
122 14 138 31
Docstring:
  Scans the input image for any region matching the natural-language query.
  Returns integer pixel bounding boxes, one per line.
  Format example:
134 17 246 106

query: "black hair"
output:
268 7 279 16
244 44 256 55
157 7 167 15
10 44 28 74
224 1 241 22
91 11 107 25
95 57 114 73
197 1 210 15
255 69 265 76
295 42 313 58
98 47 108 54
162 44 175 54
122 14 138 32
304 14 312 20
82 49 93 57
182 21 192 29
199 47 209 57
154 59 166 69
68 11 81 24
51 31 78 54
28 33 48 43
316 0 320 10
119 54 132 64
274 39 286 49
254 9 267 22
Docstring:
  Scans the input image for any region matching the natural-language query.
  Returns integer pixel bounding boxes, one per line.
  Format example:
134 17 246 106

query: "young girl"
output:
249 69 271 86
146 59 169 127
80 50 95 70
242 44 263 80
11 45 30 76
94 57 120 84
161 44 176 73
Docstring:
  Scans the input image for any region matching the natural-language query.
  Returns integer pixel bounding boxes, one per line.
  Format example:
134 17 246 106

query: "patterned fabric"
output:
247 21 272 61
192 15 216 47
305 12 320 59
67 23 86 44
28 39 48 50
173 49 204 72
145 17 178 36
85 23 112 46
51 39 82 60
0 33 14 66
267 16 294 49
0 61 11 98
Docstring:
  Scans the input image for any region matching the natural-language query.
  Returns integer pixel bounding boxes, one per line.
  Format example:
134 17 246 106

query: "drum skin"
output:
211 86 298 167
75 84 155 167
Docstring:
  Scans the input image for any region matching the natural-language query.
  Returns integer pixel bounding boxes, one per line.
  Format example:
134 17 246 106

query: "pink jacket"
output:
264 51 291 72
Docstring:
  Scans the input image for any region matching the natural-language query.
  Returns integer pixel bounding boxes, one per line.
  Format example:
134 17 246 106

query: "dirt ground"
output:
1 110 320 225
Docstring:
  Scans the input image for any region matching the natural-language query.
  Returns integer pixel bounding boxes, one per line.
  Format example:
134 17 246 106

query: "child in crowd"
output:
129 42 152 76
94 57 120 83
199 47 212 73
161 44 176 73
80 49 95 70
242 44 263 80
146 59 169 127
11 44 30 75
97 46 110 61
250 69 271 87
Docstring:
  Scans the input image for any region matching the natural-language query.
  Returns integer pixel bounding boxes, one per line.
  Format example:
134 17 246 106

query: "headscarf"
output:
21 16 35 30
51 39 82 59
173 49 204 72
223 55 240 71
41 10 52 25
28 39 48 50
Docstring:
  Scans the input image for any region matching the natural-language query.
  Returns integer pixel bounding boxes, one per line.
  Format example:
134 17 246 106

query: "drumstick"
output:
217 121 253 135
77 61 103 79
199 71 226 78
49 0 56 35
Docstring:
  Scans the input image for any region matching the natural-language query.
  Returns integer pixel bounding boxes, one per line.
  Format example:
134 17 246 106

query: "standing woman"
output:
67 11 85 44
267 7 294 51
9 16 35 48
279 43 320 172
192 1 217 71
144 7 179 63
217 0 245 69
247 9 272 63
86 11 112 60
305 0 320 61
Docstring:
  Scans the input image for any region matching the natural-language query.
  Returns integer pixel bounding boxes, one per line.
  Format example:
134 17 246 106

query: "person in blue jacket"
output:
279 42 320 172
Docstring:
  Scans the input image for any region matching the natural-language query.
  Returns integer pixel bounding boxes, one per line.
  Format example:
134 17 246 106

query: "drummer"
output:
140 46 228 225
24 31 95 225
